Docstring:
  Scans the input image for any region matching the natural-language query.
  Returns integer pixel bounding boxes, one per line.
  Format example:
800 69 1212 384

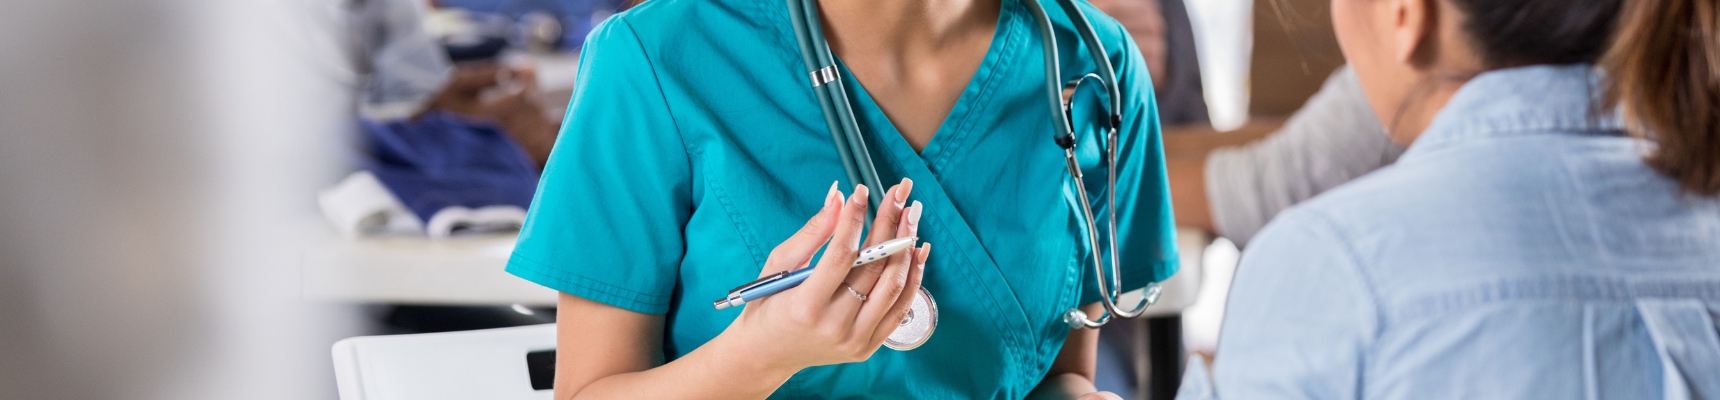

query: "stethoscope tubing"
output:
1050 0 1123 119
787 0 1158 329
1022 0 1153 328
783 0 862 193
789 0 886 213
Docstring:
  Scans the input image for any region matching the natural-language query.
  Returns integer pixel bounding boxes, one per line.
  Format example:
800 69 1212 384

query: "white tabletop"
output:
302 230 558 306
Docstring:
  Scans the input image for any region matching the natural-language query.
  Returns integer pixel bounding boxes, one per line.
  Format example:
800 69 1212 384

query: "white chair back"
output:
332 324 557 400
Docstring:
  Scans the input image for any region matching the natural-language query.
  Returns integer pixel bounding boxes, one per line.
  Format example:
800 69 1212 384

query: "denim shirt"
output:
1177 65 1720 400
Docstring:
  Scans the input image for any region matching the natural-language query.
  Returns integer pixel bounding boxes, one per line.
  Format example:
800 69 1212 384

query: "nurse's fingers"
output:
760 182 843 278
851 231 920 336
799 184 869 299
868 243 928 346
832 199 920 319
844 178 914 294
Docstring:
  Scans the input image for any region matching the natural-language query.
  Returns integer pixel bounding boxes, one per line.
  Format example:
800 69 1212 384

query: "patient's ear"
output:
1387 0 1436 66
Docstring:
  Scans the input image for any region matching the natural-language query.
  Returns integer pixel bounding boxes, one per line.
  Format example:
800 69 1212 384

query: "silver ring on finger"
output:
842 282 868 302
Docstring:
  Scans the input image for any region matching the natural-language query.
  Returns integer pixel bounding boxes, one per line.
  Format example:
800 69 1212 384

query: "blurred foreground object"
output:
0 0 368 398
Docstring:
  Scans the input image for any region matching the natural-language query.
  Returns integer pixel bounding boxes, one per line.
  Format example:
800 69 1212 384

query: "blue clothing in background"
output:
504 0 1180 397
362 111 540 221
1179 65 1720 400
436 0 628 50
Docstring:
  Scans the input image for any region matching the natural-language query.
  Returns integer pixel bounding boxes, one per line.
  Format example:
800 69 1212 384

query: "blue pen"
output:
713 236 918 310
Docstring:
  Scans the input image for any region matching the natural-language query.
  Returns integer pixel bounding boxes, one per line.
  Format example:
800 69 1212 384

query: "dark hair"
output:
1446 0 1626 69
1438 0 1720 195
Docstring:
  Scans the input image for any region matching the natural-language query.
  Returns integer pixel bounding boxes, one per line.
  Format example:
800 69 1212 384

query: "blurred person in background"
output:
333 0 561 165
321 0 565 333
1162 65 1403 248
1180 0 1720 398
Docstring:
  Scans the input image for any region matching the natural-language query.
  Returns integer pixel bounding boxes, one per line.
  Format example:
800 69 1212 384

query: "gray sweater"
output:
1204 66 1405 247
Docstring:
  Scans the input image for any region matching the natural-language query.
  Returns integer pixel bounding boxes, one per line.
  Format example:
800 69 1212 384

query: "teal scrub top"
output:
505 0 1179 397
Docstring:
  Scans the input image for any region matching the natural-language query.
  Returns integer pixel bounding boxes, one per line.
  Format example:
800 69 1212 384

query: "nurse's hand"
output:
841 178 926 330
722 182 930 374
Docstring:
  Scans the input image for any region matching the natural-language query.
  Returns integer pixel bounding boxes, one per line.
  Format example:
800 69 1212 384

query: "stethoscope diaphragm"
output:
884 286 936 351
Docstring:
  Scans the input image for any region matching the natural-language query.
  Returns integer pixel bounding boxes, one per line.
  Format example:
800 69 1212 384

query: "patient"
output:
1180 0 1720 398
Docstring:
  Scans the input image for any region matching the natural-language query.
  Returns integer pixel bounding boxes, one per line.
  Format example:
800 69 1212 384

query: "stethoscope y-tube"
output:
1020 0 1159 329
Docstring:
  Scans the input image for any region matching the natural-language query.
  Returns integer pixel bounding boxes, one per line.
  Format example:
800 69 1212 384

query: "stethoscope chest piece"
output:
884 286 937 351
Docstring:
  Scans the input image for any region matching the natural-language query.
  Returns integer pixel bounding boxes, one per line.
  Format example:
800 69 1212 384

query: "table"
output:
302 231 557 306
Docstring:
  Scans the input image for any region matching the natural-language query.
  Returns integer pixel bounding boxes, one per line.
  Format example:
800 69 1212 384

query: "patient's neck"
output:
1388 82 1463 146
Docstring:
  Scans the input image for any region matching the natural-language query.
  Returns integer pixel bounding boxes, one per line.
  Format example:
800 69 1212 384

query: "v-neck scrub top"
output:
505 0 1179 398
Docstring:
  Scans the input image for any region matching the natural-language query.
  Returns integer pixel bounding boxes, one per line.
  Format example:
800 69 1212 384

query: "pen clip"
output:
728 271 790 295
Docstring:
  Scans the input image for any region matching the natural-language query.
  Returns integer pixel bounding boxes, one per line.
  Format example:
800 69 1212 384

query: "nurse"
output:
504 0 1178 397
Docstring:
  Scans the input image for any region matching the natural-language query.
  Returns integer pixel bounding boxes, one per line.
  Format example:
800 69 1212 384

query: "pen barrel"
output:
711 237 918 310
738 267 814 303
852 237 917 267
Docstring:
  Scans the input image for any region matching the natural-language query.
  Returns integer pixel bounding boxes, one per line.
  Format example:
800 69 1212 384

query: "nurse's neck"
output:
818 0 997 56
819 0 1001 152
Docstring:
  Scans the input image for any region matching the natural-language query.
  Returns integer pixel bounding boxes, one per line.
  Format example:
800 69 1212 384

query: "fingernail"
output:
824 181 841 210
895 178 913 206
909 200 923 223
851 184 868 205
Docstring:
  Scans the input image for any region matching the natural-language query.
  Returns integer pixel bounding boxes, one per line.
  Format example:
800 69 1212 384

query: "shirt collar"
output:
1402 64 1626 159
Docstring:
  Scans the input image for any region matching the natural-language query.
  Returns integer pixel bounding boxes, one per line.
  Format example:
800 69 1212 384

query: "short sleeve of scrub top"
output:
506 20 692 315
506 0 1179 397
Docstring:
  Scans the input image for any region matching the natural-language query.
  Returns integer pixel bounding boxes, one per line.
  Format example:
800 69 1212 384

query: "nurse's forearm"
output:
568 333 798 400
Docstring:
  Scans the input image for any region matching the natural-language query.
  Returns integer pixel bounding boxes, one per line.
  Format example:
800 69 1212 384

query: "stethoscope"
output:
785 0 1161 347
